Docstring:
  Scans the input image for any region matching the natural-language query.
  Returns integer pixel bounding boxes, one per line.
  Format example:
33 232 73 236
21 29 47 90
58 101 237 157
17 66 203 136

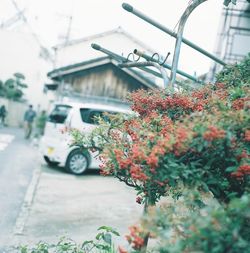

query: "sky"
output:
0 0 225 76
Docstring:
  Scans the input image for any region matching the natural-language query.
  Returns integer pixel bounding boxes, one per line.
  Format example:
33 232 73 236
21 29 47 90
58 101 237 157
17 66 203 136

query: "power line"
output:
0 9 24 29
10 0 54 62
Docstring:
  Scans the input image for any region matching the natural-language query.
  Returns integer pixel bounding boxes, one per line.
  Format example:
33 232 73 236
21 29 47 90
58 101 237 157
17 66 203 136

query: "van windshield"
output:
48 105 72 124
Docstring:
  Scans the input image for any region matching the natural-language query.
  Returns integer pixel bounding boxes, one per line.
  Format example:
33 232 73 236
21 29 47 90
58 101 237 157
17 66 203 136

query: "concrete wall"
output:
0 97 27 127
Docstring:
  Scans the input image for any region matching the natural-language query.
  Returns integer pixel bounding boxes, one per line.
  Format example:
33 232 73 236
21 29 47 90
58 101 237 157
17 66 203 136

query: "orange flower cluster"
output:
126 225 145 250
203 126 226 142
130 164 148 181
232 98 250 110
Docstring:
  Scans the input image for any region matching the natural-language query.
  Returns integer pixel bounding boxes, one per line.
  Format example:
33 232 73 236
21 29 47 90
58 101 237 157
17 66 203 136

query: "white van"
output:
40 101 131 175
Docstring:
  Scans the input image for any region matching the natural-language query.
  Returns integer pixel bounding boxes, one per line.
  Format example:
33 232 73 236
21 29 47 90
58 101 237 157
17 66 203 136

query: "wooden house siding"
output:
63 63 147 99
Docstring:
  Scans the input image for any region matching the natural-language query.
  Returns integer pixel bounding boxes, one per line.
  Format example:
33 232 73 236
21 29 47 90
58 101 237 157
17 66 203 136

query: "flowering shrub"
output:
70 56 250 252
72 80 250 205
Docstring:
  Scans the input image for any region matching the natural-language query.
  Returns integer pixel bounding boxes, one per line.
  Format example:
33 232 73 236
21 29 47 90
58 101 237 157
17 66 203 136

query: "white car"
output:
40 101 131 175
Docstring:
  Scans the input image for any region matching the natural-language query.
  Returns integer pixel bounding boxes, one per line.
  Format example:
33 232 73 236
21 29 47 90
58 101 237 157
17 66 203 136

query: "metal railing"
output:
122 2 226 67
92 1 227 87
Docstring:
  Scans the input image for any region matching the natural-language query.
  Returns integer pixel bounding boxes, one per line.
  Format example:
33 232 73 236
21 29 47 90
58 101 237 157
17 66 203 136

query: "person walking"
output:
0 105 7 127
36 110 47 136
23 105 36 139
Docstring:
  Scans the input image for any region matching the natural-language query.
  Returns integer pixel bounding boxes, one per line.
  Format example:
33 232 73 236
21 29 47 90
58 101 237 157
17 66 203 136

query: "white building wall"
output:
54 30 155 69
0 30 52 110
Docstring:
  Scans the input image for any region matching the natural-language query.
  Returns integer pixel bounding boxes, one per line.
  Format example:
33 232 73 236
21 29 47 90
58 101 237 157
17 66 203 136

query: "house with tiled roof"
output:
46 27 159 104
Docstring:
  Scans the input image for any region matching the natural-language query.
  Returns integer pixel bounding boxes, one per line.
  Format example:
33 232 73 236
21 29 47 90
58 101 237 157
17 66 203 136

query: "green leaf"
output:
96 232 103 240
14 72 25 79
20 246 28 253
95 244 110 250
225 166 237 172
98 225 110 231
103 233 112 245
110 230 120 236
81 240 93 247
97 226 120 236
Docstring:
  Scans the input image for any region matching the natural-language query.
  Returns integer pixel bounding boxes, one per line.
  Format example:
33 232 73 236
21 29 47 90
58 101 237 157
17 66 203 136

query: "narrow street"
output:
0 127 39 250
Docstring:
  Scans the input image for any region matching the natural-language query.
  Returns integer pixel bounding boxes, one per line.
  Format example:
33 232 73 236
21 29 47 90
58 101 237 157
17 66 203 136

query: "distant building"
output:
47 27 159 104
210 0 250 78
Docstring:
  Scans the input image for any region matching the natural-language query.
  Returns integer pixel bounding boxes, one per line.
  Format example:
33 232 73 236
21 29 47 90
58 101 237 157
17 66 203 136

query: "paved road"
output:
0 127 38 251
0 127 143 252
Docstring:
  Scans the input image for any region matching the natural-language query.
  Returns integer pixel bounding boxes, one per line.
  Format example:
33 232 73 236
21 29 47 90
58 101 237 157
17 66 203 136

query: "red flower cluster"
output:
126 225 145 250
136 196 142 204
231 165 250 179
236 150 249 162
215 82 226 89
244 130 250 142
146 154 159 168
119 158 132 169
130 165 148 181
124 119 140 141
131 144 147 162
232 98 250 110
173 127 190 156
129 89 205 118
203 126 225 142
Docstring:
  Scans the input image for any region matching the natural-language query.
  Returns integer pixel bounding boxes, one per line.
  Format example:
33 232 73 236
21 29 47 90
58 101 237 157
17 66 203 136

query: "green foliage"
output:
144 194 250 253
19 226 120 253
0 72 28 100
216 53 250 86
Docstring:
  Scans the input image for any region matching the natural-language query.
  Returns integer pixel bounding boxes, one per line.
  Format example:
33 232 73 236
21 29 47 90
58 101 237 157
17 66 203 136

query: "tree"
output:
0 72 28 100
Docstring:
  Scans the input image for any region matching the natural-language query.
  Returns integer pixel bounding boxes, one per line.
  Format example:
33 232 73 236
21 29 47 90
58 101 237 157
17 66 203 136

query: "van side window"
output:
48 105 72 124
80 109 111 125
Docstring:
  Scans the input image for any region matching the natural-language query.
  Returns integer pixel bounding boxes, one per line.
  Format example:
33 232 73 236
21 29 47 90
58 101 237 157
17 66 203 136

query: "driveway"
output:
13 163 143 248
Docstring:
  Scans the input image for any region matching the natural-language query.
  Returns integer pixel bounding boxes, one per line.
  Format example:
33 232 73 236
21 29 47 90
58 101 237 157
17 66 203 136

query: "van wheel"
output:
66 149 89 175
44 156 59 167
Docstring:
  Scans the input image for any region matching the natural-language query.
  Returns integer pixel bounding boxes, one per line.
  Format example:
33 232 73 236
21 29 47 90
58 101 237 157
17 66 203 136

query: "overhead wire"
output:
10 0 53 62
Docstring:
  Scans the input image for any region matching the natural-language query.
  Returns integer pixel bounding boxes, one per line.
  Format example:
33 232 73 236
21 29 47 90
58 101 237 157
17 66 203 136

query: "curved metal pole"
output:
122 2 226 66
151 62 169 88
169 0 207 86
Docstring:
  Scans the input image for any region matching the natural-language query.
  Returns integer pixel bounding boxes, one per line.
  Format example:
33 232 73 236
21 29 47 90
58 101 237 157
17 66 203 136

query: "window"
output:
80 108 116 125
48 105 72 124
